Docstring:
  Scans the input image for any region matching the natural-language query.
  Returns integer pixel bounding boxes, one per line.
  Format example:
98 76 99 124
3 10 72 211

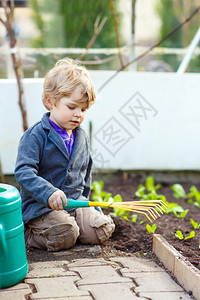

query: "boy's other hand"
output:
48 190 67 210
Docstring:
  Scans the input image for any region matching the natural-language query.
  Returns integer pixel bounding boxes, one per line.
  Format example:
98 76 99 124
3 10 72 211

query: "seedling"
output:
190 219 200 229
178 209 188 219
91 180 113 202
109 194 130 220
145 176 162 192
165 202 188 218
140 218 147 225
131 214 138 223
187 185 200 208
135 176 166 202
175 230 195 240
146 223 157 234
170 184 186 199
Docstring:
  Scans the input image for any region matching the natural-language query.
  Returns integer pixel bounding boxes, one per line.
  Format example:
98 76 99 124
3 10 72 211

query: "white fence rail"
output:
1 71 200 174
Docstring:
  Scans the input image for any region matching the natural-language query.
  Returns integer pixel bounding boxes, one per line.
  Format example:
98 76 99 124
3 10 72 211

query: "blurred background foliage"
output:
28 0 122 73
156 0 200 72
29 0 120 48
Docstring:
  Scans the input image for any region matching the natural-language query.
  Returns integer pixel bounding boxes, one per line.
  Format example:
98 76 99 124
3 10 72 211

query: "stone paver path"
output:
1 256 192 300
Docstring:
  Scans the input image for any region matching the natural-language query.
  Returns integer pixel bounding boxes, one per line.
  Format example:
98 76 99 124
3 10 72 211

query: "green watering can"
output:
0 183 28 289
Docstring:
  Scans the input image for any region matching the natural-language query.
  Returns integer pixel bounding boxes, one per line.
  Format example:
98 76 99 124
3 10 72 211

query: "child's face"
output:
49 86 87 136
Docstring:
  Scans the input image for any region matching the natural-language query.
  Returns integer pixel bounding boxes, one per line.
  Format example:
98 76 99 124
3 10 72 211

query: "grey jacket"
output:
15 113 92 224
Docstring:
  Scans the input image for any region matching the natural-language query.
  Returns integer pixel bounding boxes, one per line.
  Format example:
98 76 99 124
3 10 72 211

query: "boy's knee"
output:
94 218 115 244
78 211 115 245
44 222 79 251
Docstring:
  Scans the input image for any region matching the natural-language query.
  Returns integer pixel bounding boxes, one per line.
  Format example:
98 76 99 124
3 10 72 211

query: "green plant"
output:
178 209 189 219
165 202 188 218
135 176 166 202
190 219 200 229
175 230 195 240
170 184 186 199
131 214 138 223
91 181 113 202
109 194 130 220
139 219 147 225
187 186 200 208
146 223 157 234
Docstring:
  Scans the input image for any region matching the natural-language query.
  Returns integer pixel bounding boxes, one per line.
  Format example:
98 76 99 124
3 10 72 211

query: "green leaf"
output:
103 194 113 202
131 214 138 223
92 195 103 202
152 223 157 233
113 194 123 203
140 218 147 225
170 184 186 199
190 219 200 229
91 181 104 195
145 176 155 191
155 183 162 191
165 203 185 216
146 224 153 234
175 230 184 240
109 212 116 217
187 199 194 204
135 185 145 198
178 209 188 219
185 231 195 240
123 215 130 222
146 223 157 234
194 201 200 208
187 186 200 202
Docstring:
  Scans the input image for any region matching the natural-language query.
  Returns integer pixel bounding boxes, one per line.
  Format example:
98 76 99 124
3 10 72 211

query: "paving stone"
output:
139 291 192 300
53 245 102 257
110 256 165 273
68 258 109 268
124 271 184 293
29 261 69 269
72 265 132 285
27 261 75 278
79 282 146 300
1 283 31 300
26 277 90 299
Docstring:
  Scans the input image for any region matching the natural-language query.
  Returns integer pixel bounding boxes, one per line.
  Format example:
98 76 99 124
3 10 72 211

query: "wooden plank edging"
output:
153 234 200 300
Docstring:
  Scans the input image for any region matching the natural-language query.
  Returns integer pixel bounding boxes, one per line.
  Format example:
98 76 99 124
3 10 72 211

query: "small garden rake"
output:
63 199 168 222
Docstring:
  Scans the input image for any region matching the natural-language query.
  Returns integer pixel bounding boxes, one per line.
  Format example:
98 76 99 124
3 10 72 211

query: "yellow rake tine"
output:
149 208 160 219
132 206 158 221
155 205 164 214
89 200 168 222
131 209 153 222
144 208 158 220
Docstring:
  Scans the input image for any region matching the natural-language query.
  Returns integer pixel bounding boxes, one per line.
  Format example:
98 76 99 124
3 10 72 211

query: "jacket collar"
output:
41 113 85 161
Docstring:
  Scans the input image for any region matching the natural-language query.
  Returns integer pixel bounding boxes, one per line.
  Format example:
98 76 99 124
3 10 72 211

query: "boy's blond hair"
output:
42 58 96 109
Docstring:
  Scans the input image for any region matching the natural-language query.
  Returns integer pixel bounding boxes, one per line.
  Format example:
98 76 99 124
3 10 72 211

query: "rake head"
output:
107 200 168 222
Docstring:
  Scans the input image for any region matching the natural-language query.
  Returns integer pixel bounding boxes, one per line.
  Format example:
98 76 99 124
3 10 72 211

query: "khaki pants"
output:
25 208 115 251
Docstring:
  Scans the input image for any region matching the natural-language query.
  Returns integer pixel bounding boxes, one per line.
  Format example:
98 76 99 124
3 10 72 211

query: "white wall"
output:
1 71 200 174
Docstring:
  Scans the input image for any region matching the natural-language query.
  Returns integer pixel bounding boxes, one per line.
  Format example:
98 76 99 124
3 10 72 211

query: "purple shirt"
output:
48 117 75 157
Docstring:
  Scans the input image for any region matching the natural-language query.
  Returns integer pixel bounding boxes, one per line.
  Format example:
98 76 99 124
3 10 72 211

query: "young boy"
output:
15 58 115 251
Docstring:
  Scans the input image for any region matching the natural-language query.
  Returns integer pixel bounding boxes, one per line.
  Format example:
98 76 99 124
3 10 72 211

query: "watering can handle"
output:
0 224 7 254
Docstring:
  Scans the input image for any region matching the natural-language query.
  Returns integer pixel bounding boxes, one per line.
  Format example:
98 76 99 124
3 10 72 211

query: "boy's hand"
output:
48 190 67 210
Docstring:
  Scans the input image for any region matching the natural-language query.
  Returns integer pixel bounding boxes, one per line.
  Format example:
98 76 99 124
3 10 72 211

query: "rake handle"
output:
62 199 109 209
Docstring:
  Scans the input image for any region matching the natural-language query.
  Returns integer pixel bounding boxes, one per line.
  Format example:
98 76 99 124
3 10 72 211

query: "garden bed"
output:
102 173 200 271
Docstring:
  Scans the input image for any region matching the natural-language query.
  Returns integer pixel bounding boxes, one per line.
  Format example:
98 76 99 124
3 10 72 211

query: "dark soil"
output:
103 173 200 271
9 172 200 271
